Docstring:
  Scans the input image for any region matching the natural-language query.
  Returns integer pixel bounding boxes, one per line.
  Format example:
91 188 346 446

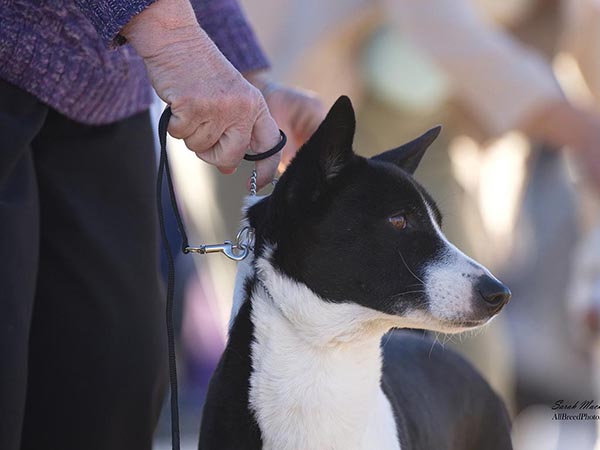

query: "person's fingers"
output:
168 112 196 140
280 133 299 171
184 121 224 153
218 167 237 175
249 108 282 189
253 155 281 189
281 96 325 170
294 97 326 143
195 127 251 171
262 89 326 172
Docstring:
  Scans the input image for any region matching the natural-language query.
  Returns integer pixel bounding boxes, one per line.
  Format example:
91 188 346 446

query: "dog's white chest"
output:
360 390 402 450
247 271 401 450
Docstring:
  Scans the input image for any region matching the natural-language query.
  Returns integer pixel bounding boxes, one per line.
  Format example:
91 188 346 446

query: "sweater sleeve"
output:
75 0 158 47
76 0 269 72
190 0 270 73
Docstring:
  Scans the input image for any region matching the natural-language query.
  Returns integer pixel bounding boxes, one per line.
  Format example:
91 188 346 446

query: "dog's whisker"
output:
398 251 425 285
442 333 456 346
381 332 393 351
391 289 427 299
429 332 441 358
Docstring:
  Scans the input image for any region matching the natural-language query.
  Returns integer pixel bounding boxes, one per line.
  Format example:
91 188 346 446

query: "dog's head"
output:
247 96 510 334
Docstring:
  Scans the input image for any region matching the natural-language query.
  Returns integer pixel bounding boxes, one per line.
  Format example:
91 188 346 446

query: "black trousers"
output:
0 79 167 450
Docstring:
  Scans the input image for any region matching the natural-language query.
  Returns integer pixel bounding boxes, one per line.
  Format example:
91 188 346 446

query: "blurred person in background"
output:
385 3 600 448
0 0 324 449
237 0 600 447
384 0 600 422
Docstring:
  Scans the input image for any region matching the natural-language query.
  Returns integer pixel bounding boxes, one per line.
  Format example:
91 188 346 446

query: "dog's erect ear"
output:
271 96 356 212
372 126 441 174
303 95 356 180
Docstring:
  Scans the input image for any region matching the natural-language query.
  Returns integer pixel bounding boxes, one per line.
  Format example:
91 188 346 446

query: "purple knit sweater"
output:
0 0 269 125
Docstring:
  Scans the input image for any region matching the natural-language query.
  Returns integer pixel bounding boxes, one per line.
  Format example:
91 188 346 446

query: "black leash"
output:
156 106 285 450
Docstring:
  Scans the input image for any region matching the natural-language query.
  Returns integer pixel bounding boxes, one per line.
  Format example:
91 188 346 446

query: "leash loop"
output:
243 129 287 161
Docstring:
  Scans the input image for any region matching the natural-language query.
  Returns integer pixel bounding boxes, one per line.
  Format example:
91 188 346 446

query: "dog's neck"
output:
242 255 401 450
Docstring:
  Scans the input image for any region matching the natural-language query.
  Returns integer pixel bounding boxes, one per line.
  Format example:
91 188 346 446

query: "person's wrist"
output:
121 0 204 59
244 71 280 98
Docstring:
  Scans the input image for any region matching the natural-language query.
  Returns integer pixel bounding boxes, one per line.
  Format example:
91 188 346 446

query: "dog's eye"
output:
388 214 407 230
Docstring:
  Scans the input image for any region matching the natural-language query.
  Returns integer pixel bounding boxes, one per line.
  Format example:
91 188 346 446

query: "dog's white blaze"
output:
248 250 403 450
421 200 493 324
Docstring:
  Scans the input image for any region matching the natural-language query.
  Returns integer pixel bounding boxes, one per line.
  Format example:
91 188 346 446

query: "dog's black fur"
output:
199 96 512 449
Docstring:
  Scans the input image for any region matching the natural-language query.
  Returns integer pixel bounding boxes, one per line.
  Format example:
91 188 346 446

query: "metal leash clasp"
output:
183 170 259 261
184 169 274 261
185 225 255 261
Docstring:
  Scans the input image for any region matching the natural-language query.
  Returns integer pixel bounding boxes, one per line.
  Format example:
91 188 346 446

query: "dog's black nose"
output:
476 275 511 308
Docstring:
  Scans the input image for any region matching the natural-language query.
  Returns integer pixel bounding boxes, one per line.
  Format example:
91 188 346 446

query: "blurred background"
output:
153 0 600 448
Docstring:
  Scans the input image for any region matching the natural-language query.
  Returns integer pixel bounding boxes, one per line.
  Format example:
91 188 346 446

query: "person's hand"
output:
121 0 281 188
522 100 600 193
246 72 327 172
567 113 600 194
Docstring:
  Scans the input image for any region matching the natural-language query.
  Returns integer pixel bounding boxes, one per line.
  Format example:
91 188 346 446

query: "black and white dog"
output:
199 96 513 450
